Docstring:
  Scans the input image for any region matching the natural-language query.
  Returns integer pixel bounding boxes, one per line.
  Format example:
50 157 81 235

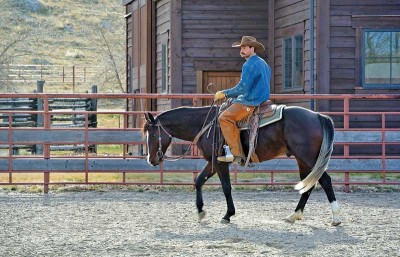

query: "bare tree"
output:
99 28 124 93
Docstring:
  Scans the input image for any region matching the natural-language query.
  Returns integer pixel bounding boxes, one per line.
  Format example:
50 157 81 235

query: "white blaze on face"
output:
146 131 151 164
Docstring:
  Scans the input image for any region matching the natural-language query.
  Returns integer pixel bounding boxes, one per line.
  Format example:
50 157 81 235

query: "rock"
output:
31 58 53 65
64 23 74 33
12 0 45 13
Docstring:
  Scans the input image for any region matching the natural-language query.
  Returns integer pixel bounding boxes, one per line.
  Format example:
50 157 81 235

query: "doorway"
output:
201 71 241 106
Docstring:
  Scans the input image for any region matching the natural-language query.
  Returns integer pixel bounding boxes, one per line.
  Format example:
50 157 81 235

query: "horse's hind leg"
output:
195 162 216 222
285 161 314 223
319 172 341 226
285 186 315 223
285 171 342 226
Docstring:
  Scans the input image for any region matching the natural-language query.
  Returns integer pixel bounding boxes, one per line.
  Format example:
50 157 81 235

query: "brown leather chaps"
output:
218 103 255 158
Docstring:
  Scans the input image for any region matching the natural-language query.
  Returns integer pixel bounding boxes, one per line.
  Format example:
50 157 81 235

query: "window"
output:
363 30 400 87
283 35 303 89
161 43 168 93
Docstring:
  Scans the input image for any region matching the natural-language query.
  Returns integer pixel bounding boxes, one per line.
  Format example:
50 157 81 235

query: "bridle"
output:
154 120 172 160
151 102 217 162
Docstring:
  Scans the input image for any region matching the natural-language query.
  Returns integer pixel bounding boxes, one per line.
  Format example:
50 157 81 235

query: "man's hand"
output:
214 91 226 101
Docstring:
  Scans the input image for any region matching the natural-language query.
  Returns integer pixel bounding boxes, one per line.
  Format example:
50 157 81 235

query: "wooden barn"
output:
123 0 400 128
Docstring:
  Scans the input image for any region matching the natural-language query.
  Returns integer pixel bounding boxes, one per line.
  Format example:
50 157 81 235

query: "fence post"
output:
343 97 350 193
36 80 45 155
72 65 75 92
88 85 97 153
90 85 98 127
37 80 45 93
43 96 51 194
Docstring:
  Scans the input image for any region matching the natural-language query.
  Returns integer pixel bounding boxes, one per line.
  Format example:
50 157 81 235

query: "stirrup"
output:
217 155 234 162
217 145 234 162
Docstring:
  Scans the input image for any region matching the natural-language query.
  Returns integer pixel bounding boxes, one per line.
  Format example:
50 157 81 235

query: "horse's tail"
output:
294 113 334 194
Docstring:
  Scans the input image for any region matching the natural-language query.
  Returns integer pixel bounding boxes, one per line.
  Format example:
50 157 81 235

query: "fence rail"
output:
0 64 98 92
0 83 98 154
0 93 399 193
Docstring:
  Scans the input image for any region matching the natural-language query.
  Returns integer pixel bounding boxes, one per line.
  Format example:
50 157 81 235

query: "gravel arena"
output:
0 189 399 256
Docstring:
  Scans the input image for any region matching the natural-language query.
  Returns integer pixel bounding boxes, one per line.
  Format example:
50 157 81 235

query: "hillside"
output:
0 0 126 93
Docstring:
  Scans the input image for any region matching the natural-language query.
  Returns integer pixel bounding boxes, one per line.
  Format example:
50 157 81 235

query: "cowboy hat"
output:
232 36 265 52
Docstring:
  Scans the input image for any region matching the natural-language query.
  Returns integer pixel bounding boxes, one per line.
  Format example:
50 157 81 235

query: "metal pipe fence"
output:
0 93 399 193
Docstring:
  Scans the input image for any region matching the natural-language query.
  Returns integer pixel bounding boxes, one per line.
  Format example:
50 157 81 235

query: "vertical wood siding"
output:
155 0 171 111
330 1 356 96
273 0 311 108
126 9 133 93
330 0 400 95
180 0 269 99
329 0 400 117
125 0 152 129
328 0 400 131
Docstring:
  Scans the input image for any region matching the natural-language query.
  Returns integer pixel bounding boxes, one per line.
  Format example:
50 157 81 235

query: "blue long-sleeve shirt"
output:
223 54 271 106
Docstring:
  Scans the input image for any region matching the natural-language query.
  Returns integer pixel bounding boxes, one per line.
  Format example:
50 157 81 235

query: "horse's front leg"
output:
216 163 235 223
194 162 215 222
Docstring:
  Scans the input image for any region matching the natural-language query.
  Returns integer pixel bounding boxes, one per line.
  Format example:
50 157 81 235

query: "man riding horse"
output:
143 36 341 226
214 36 271 164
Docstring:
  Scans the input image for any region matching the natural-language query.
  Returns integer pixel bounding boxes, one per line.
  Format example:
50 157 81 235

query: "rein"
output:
155 101 218 162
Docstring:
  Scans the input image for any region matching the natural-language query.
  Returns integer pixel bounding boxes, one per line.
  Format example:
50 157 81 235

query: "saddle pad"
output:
239 105 285 131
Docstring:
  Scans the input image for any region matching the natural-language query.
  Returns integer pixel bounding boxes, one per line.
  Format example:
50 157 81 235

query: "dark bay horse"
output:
143 105 341 226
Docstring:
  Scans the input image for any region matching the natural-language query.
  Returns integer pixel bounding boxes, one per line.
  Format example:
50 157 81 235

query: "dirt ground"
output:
0 188 399 257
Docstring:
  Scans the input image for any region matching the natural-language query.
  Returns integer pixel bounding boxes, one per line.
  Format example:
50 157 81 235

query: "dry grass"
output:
0 0 125 94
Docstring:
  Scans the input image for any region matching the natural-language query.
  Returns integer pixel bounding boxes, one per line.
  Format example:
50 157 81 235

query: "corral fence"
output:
0 64 98 92
0 81 98 154
0 93 399 193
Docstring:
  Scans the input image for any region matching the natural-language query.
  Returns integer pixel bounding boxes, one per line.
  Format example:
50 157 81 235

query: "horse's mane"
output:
141 106 213 136
160 106 211 119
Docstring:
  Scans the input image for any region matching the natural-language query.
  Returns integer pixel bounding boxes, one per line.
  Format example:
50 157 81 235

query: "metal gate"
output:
0 93 399 193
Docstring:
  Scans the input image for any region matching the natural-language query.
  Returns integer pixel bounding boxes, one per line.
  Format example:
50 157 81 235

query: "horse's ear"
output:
144 112 155 124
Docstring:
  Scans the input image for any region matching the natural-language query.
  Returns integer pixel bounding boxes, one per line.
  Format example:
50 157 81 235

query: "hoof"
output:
332 219 342 226
198 211 206 222
284 217 295 224
284 210 303 224
220 218 230 224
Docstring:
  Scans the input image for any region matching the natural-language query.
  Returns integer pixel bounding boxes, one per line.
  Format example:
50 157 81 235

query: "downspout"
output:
310 0 315 110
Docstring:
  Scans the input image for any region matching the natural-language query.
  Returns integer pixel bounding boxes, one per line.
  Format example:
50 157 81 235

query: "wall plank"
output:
179 0 268 94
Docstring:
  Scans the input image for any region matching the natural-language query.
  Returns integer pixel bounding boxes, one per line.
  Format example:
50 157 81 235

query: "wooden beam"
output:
334 131 382 143
0 130 143 144
146 0 155 111
170 0 183 108
316 0 330 111
1 130 398 144
268 0 275 93
384 131 400 143
0 158 398 172
193 59 243 71
195 70 203 106
122 0 133 6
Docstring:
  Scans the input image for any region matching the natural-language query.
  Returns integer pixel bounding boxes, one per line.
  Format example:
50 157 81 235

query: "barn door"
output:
201 71 241 106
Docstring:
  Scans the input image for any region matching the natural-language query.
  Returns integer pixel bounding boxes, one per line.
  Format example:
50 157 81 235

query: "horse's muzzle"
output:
148 156 162 167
